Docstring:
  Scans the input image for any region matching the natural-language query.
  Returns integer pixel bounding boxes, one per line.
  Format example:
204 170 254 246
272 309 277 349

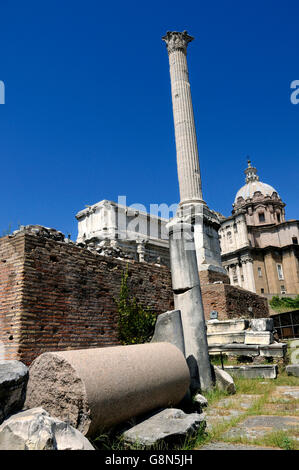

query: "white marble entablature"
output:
76 199 171 266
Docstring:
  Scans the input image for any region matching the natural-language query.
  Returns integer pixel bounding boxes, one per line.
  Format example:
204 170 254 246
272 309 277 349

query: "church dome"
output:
234 160 280 203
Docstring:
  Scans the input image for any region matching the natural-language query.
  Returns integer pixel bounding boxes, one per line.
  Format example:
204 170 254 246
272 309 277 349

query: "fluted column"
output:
162 31 204 205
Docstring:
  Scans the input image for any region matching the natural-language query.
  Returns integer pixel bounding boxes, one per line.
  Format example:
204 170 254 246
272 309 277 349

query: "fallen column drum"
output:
25 342 190 437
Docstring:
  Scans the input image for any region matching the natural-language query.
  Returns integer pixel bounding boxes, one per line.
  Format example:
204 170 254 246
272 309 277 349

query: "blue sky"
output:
0 0 298 239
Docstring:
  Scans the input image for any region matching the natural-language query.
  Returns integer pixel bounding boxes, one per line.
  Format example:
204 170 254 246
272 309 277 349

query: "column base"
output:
176 201 227 278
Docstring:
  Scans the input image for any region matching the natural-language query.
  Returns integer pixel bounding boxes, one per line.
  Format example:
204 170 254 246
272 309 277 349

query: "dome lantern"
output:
245 158 259 183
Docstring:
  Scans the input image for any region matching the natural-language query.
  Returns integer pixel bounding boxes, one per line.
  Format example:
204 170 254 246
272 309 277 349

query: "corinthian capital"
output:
162 30 194 55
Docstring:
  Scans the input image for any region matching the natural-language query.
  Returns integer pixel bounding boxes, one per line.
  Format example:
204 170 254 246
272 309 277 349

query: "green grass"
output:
195 371 299 450
269 295 299 313
262 431 297 450
200 385 230 406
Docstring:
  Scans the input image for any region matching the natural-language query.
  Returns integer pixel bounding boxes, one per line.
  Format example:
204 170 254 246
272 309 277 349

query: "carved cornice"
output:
162 30 194 55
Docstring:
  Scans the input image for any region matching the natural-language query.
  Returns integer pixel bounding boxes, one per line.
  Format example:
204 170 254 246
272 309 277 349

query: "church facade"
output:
219 161 299 296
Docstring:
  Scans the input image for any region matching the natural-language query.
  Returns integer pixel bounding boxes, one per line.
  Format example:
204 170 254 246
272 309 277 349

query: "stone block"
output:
224 365 277 379
207 332 245 345
0 408 94 450
209 344 259 357
259 343 287 358
207 319 248 334
286 365 299 377
245 331 273 345
250 318 274 332
151 309 185 354
122 408 206 448
0 360 29 425
213 366 236 394
25 343 190 437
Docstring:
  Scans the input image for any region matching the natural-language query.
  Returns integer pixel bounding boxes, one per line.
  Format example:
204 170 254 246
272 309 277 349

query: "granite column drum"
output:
24 343 190 437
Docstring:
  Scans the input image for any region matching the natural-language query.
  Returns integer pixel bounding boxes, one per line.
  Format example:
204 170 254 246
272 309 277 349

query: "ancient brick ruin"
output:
0 226 269 365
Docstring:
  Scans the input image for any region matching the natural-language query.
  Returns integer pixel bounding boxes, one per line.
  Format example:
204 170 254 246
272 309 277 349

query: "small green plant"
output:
115 267 157 345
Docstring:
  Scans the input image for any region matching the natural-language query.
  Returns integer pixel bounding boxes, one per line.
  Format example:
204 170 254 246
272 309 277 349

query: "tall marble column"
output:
162 31 204 205
163 31 227 278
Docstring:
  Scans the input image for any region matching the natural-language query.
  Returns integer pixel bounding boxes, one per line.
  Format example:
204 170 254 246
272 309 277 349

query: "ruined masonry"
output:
0 225 269 365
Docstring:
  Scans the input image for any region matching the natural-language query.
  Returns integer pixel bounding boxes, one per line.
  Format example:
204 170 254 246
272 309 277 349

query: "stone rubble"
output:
122 408 206 448
213 365 236 394
0 407 94 450
286 365 299 377
250 318 274 332
207 318 286 363
193 393 208 408
151 309 185 355
0 360 29 425
12 224 65 242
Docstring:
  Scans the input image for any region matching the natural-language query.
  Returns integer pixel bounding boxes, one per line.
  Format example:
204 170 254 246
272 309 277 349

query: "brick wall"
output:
198 270 230 285
201 283 269 320
0 232 173 365
0 230 269 365
0 235 25 360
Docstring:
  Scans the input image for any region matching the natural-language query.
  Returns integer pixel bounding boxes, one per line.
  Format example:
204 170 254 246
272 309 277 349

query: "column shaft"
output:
163 32 203 204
